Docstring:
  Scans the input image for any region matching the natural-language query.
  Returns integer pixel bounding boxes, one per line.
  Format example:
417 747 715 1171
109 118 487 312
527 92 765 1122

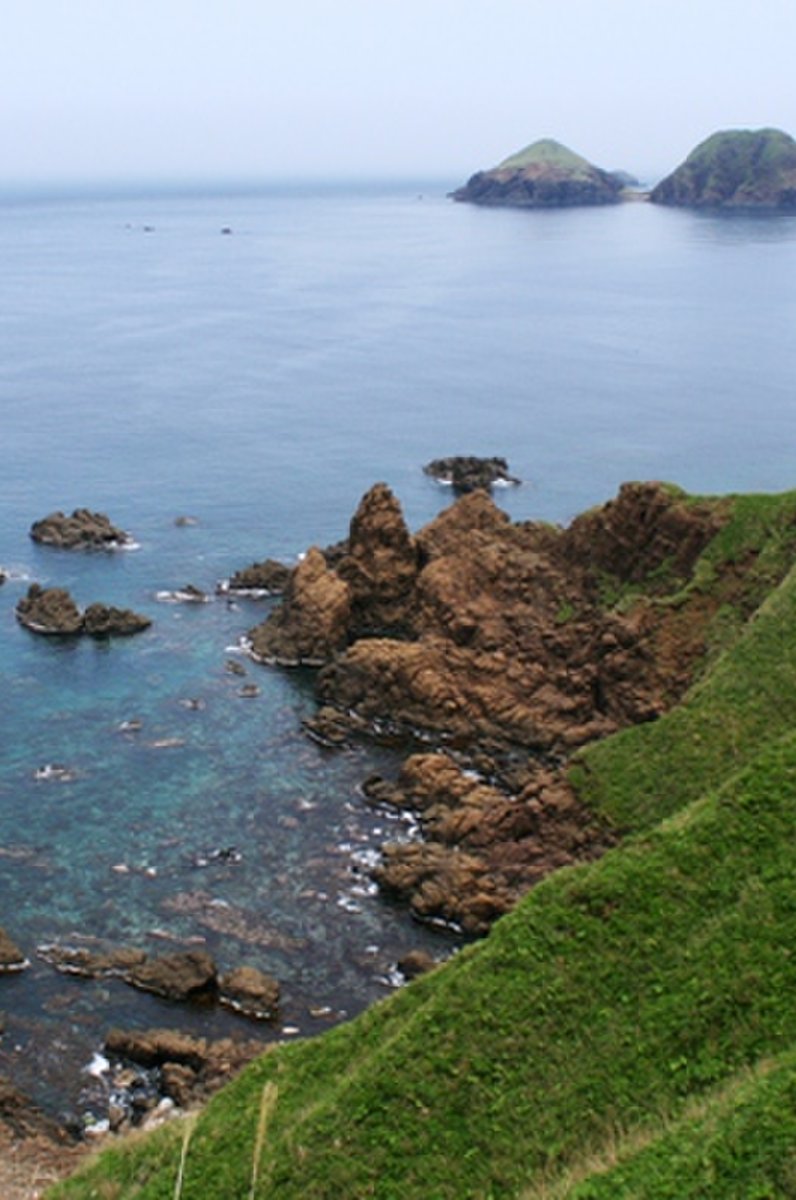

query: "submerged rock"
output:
424 456 520 493
29 508 131 549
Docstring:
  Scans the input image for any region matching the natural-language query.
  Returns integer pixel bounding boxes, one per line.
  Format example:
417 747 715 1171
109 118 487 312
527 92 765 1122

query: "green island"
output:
651 127 796 208
49 483 796 1199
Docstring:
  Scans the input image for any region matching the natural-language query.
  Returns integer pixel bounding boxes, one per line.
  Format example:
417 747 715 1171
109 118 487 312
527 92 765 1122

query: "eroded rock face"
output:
335 483 420 637
249 547 351 665
30 509 130 549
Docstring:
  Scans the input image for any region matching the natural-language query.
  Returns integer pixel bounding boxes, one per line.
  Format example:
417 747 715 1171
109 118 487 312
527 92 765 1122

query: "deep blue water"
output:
1 180 796 1119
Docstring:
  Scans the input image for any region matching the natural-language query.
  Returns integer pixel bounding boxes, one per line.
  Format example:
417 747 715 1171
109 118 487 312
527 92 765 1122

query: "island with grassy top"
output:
451 137 626 208
651 127 796 208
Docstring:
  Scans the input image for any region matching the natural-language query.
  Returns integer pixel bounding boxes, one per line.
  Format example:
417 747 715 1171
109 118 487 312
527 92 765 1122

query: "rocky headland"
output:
651 127 796 208
245 479 769 932
452 138 625 208
16 584 151 637
29 509 132 550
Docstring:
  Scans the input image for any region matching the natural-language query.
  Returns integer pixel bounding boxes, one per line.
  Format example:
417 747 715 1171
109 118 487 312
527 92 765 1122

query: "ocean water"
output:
1 180 796 1120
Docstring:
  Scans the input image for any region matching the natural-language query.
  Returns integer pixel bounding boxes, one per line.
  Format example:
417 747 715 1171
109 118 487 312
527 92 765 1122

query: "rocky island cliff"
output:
451 137 625 208
651 127 796 208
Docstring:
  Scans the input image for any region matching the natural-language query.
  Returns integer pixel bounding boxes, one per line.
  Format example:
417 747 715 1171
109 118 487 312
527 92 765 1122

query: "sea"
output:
1 179 795 1124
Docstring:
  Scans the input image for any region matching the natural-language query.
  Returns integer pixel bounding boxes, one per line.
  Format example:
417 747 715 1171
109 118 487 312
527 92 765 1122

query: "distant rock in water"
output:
452 138 625 208
218 558 291 596
0 926 28 973
424 456 520 493
651 128 796 208
30 508 132 549
83 603 152 637
16 584 151 637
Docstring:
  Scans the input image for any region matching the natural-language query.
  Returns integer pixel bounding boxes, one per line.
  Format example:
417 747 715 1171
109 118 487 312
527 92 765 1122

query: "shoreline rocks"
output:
246 479 749 930
38 941 281 1019
30 509 132 550
16 585 151 638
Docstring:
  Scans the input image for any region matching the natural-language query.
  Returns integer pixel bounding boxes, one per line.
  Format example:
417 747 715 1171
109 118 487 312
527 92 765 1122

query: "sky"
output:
3 0 796 186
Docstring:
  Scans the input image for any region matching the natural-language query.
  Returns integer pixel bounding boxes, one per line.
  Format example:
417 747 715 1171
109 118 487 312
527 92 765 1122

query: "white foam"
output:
85 1052 110 1078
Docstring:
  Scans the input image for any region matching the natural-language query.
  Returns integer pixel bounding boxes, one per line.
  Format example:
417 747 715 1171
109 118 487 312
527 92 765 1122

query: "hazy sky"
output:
3 0 796 185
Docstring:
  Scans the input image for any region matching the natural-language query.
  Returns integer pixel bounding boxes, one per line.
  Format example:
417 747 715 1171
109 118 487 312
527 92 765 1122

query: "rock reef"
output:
452 138 625 208
16 585 151 637
30 509 132 550
651 128 796 209
423 456 519 493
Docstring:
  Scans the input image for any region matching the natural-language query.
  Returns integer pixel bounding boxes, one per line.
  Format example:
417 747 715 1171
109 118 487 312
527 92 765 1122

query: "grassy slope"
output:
571 490 796 830
49 489 796 1200
559 1050 796 1199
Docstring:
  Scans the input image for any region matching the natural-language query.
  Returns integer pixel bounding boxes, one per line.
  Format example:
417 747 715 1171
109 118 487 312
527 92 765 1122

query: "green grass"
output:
48 486 796 1200
497 138 596 175
559 1050 796 1198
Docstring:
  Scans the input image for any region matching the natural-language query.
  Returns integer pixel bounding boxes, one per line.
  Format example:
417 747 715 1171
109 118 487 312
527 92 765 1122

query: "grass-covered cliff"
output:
50 486 796 1199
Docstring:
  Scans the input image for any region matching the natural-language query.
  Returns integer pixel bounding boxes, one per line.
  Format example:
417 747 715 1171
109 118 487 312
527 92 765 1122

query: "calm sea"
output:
1 180 795 1120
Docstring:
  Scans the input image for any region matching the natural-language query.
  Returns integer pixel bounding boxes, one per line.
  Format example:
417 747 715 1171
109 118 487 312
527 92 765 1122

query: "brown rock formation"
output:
335 482 420 636
423 455 520 493
29 508 130 549
104 1028 265 1107
369 752 615 933
15 586 151 638
0 928 27 972
128 950 218 1001
221 558 290 595
83 603 152 637
249 480 733 931
248 547 351 665
0 1076 83 1199
15 585 83 635
218 966 280 1019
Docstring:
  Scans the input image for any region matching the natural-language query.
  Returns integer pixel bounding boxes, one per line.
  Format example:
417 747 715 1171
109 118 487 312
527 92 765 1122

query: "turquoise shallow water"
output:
1 181 796 1118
